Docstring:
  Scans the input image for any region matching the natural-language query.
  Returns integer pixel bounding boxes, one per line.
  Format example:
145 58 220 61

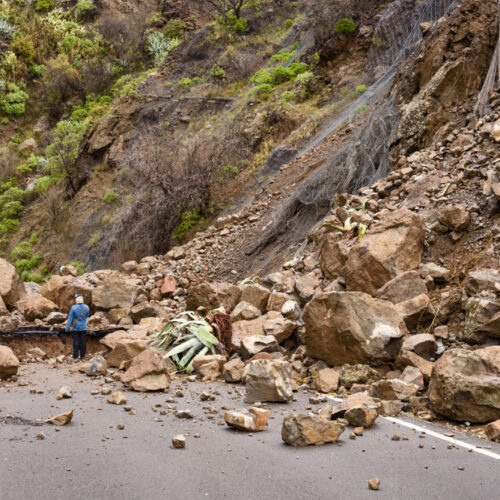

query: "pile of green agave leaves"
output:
150 311 221 373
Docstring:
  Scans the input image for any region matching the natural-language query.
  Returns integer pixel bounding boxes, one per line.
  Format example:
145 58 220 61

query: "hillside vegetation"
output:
0 0 394 278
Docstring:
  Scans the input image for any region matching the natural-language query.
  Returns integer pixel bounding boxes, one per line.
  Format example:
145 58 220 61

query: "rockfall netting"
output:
250 0 463 256
475 0 500 116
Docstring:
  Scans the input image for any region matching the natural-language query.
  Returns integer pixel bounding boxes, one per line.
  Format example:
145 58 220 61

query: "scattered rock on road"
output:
47 410 73 426
485 420 500 442
245 359 293 403
85 355 107 377
281 414 345 447
172 434 186 449
107 392 127 405
224 407 270 432
0 346 19 379
368 478 380 490
56 386 73 400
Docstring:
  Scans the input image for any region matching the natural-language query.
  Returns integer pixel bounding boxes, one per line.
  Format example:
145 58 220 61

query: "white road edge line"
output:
326 396 500 460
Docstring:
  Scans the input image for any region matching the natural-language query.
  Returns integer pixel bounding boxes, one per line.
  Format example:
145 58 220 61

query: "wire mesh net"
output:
474 0 500 116
250 0 464 256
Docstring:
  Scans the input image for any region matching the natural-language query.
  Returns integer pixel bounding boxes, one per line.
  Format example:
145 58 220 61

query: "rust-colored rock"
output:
343 209 425 295
0 258 25 308
428 347 500 423
303 291 406 365
187 281 241 313
282 414 344 446
121 349 170 392
16 293 58 321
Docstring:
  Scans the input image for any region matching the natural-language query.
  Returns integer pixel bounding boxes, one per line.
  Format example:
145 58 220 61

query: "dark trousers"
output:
72 331 87 359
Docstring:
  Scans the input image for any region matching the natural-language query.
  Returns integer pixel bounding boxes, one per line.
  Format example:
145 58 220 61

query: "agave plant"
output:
150 311 221 374
323 216 367 241
0 18 16 40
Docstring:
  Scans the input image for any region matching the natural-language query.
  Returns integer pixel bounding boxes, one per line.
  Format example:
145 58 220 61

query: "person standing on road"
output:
66 293 90 361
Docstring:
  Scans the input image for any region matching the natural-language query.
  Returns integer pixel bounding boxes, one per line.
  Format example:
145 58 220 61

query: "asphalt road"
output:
1 364 499 500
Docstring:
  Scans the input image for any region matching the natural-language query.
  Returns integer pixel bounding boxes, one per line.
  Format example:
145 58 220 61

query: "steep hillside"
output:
1 0 431 277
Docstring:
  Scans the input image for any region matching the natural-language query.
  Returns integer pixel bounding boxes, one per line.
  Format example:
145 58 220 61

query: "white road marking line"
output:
326 396 500 460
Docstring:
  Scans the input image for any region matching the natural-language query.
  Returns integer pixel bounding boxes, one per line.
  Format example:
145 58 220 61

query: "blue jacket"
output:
65 304 90 332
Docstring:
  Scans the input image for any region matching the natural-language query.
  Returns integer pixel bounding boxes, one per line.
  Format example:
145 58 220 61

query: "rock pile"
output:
1 96 500 443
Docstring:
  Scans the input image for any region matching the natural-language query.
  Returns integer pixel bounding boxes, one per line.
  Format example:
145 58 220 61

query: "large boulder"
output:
92 275 140 311
223 358 244 382
0 345 19 379
401 334 438 360
343 209 425 295
0 258 25 308
240 335 278 360
282 414 344 446
438 204 470 232
107 338 150 368
121 349 170 392
187 281 241 312
39 275 92 313
375 271 428 304
314 368 340 393
464 297 500 339
16 293 57 321
428 347 500 423
395 294 435 330
303 291 407 365
239 284 270 312
192 354 227 373
230 302 261 322
370 379 419 401
245 359 293 403
319 235 351 280
465 269 500 296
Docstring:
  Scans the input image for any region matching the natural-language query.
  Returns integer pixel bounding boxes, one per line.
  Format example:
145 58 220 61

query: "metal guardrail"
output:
0 326 125 340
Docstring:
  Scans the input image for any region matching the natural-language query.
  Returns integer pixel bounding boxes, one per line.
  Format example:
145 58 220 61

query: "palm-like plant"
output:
150 311 222 373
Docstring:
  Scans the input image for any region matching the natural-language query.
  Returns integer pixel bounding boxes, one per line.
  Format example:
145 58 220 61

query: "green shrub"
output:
270 48 297 63
69 261 88 275
1 117 8 125
173 209 203 240
9 34 36 64
103 189 118 203
279 90 295 103
0 218 19 233
251 83 273 100
355 104 369 113
35 175 60 192
29 64 45 78
210 64 226 79
216 164 239 183
284 19 293 28
165 18 185 39
75 0 96 19
34 0 54 11
17 155 45 174
177 77 203 89
355 84 367 94
146 31 181 65
21 271 46 284
218 12 247 34
1 84 28 116
296 70 314 85
11 235 45 280
334 17 356 34
44 120 86 179
251 68 272 85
